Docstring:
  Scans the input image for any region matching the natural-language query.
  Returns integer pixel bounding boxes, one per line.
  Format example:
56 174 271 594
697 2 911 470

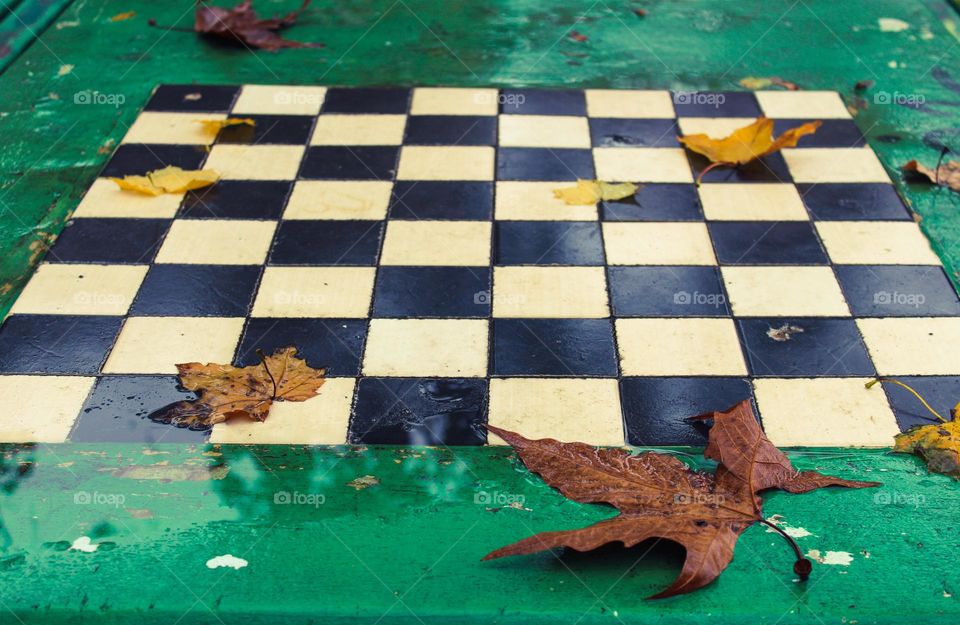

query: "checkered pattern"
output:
1 85 958 447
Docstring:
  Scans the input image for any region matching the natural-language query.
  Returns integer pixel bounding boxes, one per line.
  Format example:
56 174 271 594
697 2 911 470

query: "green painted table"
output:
0 1 959 623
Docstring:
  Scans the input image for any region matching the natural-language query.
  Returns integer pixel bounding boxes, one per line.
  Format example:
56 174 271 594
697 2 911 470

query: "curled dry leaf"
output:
903 159 960 192
553 180 638 205
196 117 256 135
195 0 322 51
894 418 960 479
766 323 804 342
150 346 326 429
110 166 219 196
678 116 821 184
484 400 878 599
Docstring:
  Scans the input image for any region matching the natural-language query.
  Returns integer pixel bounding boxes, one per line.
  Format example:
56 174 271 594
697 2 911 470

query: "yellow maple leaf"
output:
678 116 821 183
196 117 256 135
867 378 960 479
894 418 960 480
149 346 326 429
553 180 639 205
110 166 220 195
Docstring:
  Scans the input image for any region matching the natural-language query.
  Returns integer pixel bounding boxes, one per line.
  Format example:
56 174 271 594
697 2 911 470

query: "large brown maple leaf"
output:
150 346 325 429
484 400 879 599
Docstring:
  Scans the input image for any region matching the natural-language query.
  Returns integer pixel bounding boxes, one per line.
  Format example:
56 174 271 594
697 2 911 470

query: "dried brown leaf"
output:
484 400 879 598
150 346 325 429
194 0 322 51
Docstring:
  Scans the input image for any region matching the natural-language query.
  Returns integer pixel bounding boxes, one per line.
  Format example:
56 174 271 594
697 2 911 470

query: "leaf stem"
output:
695 161 729 186
865 377 947 423
256 349 278 399
759 519 811 581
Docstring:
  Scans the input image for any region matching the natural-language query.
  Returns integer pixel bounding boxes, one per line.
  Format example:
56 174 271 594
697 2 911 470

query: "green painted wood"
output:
0 4 959 620
2 0 960 317
0 0 73 72
0 444 956 624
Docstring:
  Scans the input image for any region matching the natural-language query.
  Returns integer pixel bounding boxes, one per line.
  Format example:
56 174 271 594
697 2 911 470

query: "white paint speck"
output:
765 515 814 538
806 549 854 566
69 536 98 553
206 554 248 570
879 18 910 32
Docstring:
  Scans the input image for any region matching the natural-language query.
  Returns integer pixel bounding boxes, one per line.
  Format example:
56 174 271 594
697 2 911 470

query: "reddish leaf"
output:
484 400 879 599
194 0 322 51
569 30 588 42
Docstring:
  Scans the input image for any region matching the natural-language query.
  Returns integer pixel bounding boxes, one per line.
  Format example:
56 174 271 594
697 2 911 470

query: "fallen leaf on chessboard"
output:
196 117 256 135
194 0 323 51
903 159 960 192
109 11 136 22
678 116 821 184
149 346 326 429
110 166 220 196
866 377 960 479
553 180 638 205
484 399 879 599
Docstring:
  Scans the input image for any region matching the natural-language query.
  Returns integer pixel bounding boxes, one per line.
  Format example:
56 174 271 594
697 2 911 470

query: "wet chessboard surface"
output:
1 85 958 447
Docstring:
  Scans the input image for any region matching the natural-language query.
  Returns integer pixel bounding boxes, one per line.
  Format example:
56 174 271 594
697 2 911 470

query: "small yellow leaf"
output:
739 77 773 90
597 181 639 201
111 175 163 196
553 180 638 205
110 166 220 196
196 117 256 135
109 11 136 22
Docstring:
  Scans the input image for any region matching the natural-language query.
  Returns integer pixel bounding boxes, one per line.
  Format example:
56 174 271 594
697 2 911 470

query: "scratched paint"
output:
806 549 855 566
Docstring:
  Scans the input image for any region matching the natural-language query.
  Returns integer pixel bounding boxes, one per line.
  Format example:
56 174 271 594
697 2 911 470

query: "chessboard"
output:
1 84 957 447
